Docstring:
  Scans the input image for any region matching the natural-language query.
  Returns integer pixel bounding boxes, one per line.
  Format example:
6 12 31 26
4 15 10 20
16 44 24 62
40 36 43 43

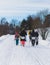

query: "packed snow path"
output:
0 35 50 65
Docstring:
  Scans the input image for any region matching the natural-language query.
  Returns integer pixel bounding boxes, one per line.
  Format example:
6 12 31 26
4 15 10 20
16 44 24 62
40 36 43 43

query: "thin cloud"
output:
0 0 50 21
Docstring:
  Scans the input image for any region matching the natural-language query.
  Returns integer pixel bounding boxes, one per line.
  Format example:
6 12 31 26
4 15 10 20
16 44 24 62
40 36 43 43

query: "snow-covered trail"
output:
0 35 50 65
25 46 50 65
0 35 16 65
9 46 41 65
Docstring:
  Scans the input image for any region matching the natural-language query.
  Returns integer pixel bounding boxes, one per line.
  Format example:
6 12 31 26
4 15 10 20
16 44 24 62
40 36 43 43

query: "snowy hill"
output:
0 34 50 65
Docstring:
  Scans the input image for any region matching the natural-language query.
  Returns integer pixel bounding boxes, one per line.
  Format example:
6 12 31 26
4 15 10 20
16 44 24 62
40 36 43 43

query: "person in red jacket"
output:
15 32 19 45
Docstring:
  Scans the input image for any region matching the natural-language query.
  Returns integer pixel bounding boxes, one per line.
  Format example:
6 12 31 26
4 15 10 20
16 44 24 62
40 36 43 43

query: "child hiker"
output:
20 29 27 46
15 32 19 45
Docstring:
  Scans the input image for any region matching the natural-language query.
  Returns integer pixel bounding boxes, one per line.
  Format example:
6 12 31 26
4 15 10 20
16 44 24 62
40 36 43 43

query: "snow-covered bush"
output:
38 28 49 40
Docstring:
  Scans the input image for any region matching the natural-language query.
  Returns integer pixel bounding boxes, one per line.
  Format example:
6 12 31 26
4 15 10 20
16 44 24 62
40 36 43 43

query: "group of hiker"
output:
15 29 39 46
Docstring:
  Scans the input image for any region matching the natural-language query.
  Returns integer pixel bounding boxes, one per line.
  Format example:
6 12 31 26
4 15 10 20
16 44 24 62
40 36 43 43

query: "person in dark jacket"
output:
20 29 27 46
30 29 36 46
30 29 39 46
35 30 39 45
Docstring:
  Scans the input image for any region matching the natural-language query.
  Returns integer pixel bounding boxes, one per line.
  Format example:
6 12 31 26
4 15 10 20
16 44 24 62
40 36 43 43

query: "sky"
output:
0 0 50 22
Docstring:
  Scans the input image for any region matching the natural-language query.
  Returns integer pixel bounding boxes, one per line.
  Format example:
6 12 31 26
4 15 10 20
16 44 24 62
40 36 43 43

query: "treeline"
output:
0 24 20 36
21 12 50 30
0 10 50 37
0 17 21 36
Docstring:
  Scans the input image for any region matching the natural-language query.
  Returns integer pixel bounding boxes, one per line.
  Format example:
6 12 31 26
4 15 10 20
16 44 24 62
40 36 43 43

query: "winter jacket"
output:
20 30 27 41
30 30 36 40
20 30 27 36
15 32 19 39
35 31 39 37
31 30 36 37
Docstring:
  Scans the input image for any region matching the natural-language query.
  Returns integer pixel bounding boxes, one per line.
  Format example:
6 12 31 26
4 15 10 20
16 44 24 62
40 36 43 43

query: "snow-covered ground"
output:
0 32 50 65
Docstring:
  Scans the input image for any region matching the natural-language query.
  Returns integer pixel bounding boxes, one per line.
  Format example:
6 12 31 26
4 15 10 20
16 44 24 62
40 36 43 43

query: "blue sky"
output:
0 0 50 22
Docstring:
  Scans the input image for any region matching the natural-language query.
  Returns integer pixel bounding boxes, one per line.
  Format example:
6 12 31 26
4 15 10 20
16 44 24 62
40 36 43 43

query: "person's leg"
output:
36 41 38 45
22 41 25 46
16 39 19 45
21 41 25 46
31 40 35 46
36 37 38 45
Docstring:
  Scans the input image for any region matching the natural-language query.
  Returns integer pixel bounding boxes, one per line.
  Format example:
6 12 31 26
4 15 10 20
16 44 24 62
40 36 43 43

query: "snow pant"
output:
31 37 35 46
36 41 38 45
16 39 19 45
20 36 26 46
31 40 35 46
35 37 38 45
21 40 25 46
